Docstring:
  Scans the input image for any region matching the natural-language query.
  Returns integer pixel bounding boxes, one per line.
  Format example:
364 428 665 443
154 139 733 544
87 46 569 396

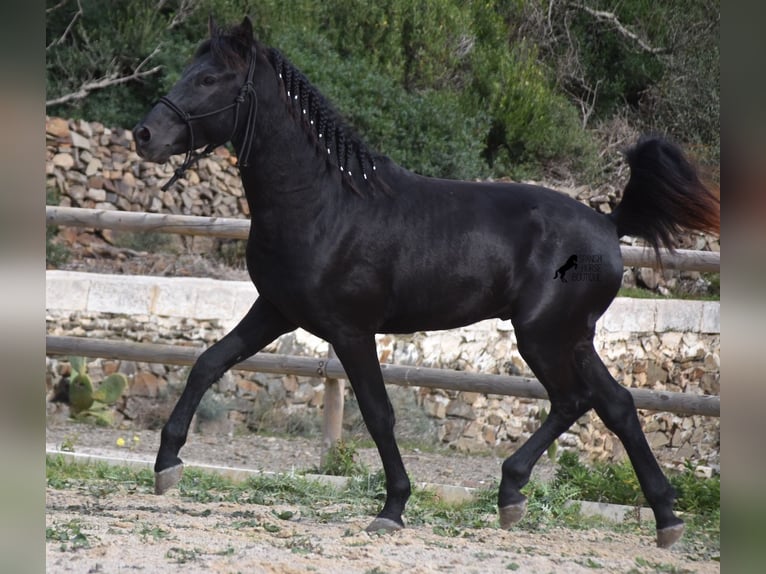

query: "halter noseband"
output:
159 45 258 191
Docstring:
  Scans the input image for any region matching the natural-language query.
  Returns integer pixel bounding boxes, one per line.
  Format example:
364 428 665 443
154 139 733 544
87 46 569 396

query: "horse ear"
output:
238 15 254 40
208 14 218 38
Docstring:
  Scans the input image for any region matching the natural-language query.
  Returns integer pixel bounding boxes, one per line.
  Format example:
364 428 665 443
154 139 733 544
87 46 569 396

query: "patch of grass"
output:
46 455 155 491
46 224 70 268
45 454 718 558
111 230 174 253
554 452 720 516
165 546 201 564
630 556 696 573
553 451 720 559
46 519 92 551
522 478 583 531
137 523 171 542
315 440 369 477
618 273 720 301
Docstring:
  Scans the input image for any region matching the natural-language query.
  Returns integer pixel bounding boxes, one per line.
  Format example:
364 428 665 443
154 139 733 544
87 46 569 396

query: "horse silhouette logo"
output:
553 255 578 282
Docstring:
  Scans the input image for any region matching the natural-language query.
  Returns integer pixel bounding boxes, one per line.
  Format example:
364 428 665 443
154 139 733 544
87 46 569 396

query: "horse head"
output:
133 16 259 172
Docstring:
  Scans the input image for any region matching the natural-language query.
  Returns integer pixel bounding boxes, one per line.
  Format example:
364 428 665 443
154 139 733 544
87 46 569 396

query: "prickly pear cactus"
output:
65 357 128 426
68 372 94 415
93 373 127 405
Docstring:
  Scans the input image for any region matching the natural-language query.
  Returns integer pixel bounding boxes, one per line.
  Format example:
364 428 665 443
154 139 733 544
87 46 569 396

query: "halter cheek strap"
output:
159 45 258 191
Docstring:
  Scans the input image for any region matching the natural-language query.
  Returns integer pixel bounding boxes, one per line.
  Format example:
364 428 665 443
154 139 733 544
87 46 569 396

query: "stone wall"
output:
46 116 720 473
46 272 720 474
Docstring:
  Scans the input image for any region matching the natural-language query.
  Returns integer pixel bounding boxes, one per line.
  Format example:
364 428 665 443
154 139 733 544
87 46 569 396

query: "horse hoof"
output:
498 500 527 529
155 464 184 495
656 523 684 548
365 517 404 534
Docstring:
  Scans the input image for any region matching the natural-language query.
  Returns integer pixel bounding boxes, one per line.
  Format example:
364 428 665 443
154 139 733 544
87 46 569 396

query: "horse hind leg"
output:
498 395 589 527
155 298 294 494
573 343 684 548
498 332 592 528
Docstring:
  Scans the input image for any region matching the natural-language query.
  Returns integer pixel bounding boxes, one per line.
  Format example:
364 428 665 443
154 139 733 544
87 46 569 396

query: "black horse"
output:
133 17 719 548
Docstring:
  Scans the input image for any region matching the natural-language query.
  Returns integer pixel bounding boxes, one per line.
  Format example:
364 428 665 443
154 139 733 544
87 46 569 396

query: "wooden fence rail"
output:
46 204 721 454
46 206 721 272
46 336 720 418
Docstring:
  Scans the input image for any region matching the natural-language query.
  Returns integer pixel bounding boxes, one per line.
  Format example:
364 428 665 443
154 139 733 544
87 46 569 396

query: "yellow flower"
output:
116 437 126 447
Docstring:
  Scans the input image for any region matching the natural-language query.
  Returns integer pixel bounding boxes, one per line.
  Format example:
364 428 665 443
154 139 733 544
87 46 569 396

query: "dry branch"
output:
46 48 162 108
570 3 667 54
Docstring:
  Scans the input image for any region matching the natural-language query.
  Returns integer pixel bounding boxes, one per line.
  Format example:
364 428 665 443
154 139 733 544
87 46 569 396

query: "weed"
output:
316 440 369 476
555 451 720 516
46 519 92 551
215 546 236 556
46 224 70 268
165 546 201 564
112 230 174 253
138 524 170 542
632 556 695 573
59 434 78 452
522 478 582 530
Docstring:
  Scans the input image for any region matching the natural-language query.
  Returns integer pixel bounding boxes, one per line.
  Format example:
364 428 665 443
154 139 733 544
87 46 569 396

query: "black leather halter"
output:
159 46 258 191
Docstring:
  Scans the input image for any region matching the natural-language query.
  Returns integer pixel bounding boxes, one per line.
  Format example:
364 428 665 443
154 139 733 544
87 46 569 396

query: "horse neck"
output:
234 91 333 216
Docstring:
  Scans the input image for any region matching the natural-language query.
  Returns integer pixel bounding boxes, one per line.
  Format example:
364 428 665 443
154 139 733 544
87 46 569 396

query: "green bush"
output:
268 30 491 180
46 0 716 182
555 450 720 516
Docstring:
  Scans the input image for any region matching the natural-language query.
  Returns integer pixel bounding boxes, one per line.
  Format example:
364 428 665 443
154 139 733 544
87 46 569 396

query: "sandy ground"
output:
45 487 719 574
46 420 719 573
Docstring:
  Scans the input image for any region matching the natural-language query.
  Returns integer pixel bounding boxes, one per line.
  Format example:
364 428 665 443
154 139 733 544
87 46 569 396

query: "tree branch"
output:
571 3 667 54
45 47 162 108
166 0 201 29
47 0 83 50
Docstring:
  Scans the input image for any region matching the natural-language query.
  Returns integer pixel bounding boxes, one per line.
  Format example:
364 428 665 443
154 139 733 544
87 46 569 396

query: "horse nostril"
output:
135 126 152 144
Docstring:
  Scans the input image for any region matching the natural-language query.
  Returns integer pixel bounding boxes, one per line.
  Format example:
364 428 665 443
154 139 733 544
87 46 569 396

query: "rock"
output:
52 153 75 169
70 130 91 150
446 399 475 420
85 161 102 178
86 188 107 202
130 371 167 398
47 117 70 139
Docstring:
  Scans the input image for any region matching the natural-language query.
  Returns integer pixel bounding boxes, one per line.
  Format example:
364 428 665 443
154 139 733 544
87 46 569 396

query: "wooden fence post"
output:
321 345 345 467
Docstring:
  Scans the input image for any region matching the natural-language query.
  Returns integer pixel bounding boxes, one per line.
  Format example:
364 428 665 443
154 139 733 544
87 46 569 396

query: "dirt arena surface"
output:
46 421 719 573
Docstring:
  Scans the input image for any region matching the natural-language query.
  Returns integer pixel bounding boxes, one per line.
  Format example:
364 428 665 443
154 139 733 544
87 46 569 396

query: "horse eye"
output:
201 75 216 86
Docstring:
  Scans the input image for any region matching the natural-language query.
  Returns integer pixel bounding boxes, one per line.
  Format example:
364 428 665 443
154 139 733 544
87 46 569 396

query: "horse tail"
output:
609 136 720 260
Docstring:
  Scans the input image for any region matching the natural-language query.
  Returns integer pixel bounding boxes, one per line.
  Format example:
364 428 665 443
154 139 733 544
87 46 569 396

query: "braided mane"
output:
267 48 386 195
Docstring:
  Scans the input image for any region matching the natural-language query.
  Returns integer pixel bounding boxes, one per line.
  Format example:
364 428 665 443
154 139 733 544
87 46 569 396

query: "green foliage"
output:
555 450 720 516
46 519 91 551
46 187 70 267
111 230 174 252
45 0 718 181
316 441 369 477
670 460 720 515
63 356 128 426
45 454 717 556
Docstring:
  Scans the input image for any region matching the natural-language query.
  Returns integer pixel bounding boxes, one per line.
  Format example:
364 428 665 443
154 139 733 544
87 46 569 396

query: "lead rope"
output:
159 46 258 191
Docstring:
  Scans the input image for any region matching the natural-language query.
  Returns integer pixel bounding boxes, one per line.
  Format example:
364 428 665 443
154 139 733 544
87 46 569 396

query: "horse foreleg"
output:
331 334 411 533
154 298 294 494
